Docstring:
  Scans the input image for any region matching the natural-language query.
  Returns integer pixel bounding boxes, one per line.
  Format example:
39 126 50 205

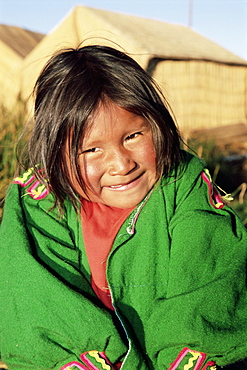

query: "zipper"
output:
126 189 153 234
108 286 131 368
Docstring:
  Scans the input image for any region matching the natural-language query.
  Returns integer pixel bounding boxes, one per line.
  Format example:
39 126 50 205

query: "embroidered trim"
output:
60 362 88 370
81 351 113 370
202 362 217 370
201 170 226 209
13 167 50 200
26 180 49 200
126 189 153 234
14 168 35 186
168 347 216 370
60 351 117 370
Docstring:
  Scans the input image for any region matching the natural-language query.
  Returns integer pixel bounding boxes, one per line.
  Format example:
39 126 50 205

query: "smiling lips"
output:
104 174 143 191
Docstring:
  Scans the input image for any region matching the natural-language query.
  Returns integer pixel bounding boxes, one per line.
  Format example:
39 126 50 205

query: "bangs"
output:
27 45 182 213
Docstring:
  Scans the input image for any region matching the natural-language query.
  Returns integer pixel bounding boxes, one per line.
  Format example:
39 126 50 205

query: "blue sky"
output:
0 0 246 60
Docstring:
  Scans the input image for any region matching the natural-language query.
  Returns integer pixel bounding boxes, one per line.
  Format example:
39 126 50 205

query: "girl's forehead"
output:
84 103 149 139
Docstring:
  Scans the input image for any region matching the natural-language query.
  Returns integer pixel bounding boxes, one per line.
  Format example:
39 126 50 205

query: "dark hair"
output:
27 44 182 211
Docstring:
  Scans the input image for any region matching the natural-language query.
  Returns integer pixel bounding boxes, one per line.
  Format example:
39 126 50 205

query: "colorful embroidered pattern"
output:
14 167 50 200
168 347 216 370
60 351 117 370
201 169 226 209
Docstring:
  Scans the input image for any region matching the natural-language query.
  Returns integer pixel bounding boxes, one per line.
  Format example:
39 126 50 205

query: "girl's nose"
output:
107 148 137 176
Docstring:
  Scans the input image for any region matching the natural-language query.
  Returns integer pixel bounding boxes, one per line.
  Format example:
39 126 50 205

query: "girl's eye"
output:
81 147 100 154
126 132 142 141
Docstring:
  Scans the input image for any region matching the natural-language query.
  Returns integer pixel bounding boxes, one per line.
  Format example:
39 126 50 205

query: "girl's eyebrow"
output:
81 117 150 146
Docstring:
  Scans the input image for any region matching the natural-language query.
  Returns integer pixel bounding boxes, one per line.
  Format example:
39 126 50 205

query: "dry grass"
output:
0 101 27 220
187 135 247 226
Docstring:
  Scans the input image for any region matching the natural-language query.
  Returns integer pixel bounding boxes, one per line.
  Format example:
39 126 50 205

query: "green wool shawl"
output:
1 152 247 370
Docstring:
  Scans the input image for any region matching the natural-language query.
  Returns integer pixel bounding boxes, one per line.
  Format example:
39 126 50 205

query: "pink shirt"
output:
81 199 134 310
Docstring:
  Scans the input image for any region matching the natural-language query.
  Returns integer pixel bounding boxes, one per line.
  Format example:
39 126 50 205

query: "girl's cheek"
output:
81 159 103 187
139 142 156 163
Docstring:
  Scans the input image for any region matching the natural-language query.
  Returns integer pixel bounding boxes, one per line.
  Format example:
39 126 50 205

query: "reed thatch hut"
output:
0 25 44 108
18 6 247 138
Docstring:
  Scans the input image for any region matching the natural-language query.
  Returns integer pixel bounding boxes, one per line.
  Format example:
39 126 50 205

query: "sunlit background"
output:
0 0 247 226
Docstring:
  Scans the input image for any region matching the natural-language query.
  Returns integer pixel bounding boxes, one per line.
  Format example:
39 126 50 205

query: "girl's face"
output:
68 102 157 209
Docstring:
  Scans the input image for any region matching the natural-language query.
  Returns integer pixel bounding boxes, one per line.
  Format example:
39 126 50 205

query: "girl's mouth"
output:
104 174 143 191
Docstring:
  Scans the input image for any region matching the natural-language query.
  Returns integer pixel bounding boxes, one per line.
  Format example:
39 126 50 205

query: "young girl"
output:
0 45 247 370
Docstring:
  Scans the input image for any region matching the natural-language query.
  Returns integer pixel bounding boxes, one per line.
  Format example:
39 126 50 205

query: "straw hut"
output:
0 24 44 108
21 6 247 137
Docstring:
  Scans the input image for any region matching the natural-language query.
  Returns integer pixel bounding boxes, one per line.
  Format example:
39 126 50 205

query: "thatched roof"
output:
21 5 247 104
0 24 44 58
77 6 247 66
88 7 246 65
0 24 44 108
18 3 247 129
